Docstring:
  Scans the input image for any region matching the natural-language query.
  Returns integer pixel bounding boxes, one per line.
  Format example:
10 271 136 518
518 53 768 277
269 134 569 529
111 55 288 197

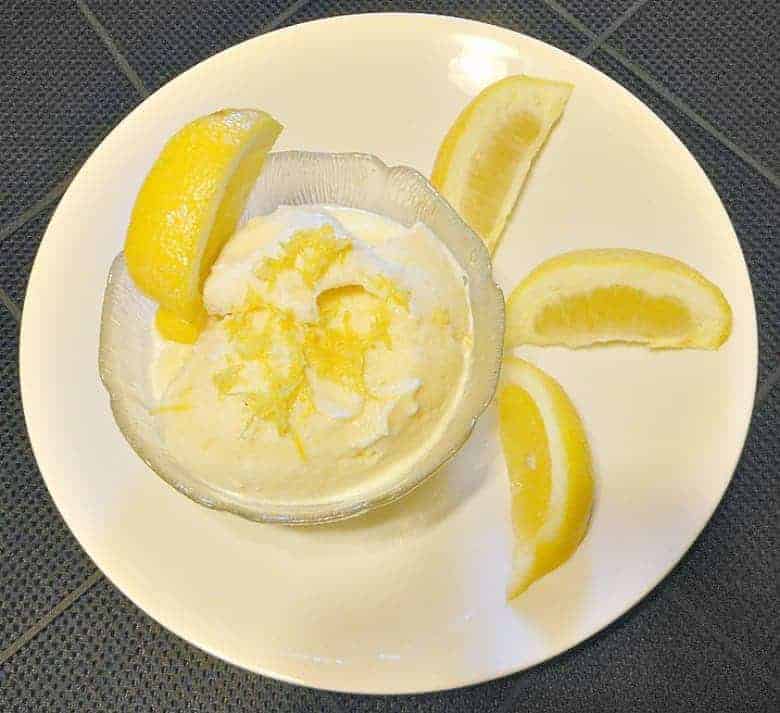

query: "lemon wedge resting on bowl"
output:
124 108 283 343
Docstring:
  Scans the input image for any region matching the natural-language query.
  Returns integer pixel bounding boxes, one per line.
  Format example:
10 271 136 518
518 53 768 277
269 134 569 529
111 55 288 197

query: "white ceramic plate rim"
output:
19 13 757 694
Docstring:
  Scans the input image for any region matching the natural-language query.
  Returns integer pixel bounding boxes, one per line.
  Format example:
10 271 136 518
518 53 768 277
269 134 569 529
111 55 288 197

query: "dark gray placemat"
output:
608 0 779 175
0 1 139 228
1 1 778 711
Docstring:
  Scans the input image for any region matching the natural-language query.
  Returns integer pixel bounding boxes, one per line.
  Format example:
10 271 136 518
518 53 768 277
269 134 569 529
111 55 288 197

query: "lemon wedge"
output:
431 75 572 253
125 109 283 343
499 357 594 599
506 249 732 349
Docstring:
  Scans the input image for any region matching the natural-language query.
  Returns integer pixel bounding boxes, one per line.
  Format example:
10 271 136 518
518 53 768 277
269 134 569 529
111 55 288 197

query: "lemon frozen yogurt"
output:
151 205 473 500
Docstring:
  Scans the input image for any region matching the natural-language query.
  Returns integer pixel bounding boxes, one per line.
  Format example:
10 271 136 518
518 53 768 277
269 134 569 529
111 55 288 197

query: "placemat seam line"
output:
540 0 600 40
256 0 315 36
756 365 780 406
578 0 650 59
0 177 71 245
0 570 103 668
0 287 21 322
76 0 149 99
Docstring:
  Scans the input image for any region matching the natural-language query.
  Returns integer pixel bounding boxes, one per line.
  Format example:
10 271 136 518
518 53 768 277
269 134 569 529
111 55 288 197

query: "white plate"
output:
20 14 756 694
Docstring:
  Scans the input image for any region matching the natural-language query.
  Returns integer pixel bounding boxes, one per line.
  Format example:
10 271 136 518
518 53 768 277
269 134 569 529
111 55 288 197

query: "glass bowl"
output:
99 151 504 524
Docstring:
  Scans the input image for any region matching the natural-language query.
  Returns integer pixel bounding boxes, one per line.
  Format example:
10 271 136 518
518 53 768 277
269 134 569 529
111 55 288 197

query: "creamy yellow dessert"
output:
150 205 473 501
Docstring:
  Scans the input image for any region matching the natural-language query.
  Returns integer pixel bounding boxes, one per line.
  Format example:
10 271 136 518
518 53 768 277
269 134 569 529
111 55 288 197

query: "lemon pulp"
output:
534 286 692 342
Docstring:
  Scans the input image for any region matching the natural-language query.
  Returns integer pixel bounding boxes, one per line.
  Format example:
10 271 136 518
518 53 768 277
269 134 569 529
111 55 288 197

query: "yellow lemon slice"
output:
499 357 594 599
506 249 732 349
431 75 572 253
125 109 283 343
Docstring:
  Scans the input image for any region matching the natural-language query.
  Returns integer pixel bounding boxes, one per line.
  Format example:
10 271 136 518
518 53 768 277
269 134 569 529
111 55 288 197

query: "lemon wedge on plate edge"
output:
431 75 572 254
506 249 732 349
124 108 283 343
499 357 594 599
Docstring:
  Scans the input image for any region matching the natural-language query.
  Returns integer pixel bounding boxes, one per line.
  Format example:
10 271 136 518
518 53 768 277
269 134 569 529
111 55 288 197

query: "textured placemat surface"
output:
1 2 777 711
